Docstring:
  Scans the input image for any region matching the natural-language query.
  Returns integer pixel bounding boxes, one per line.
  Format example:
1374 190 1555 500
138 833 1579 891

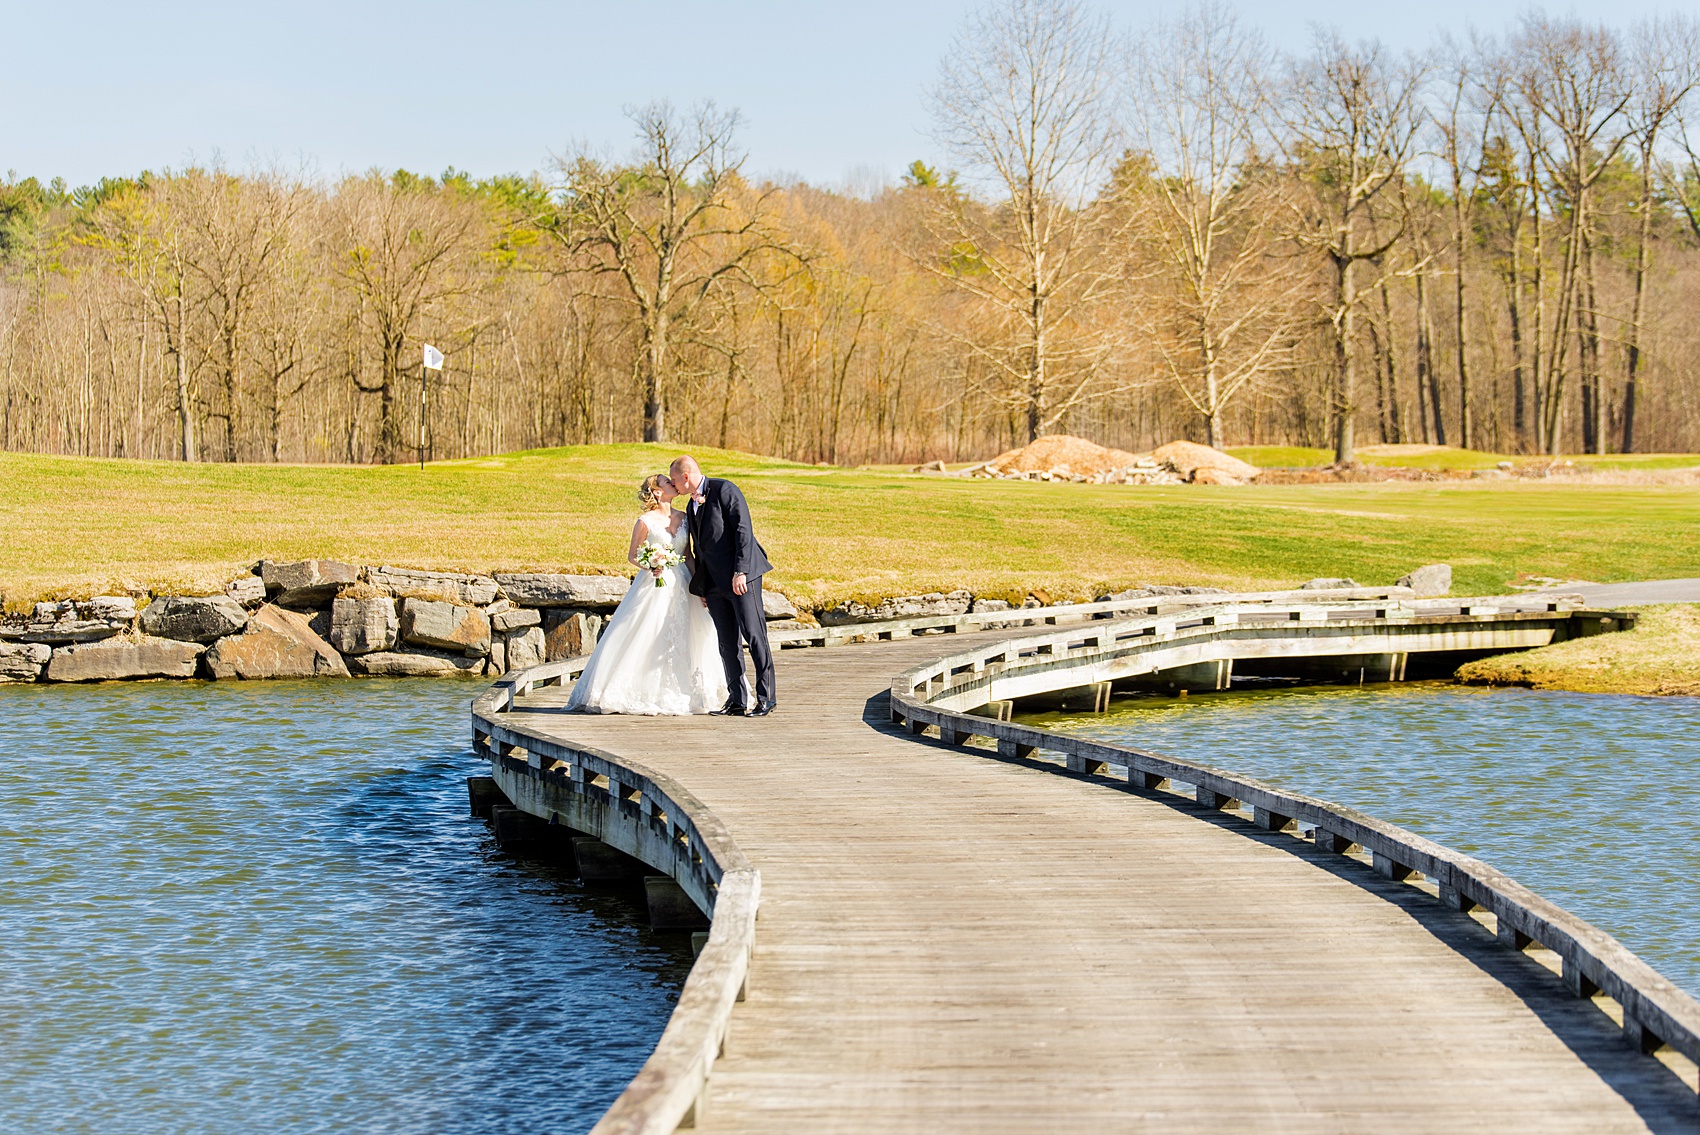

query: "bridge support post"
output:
939 722 963 746
998 738 1036 759
1314 828 1359 855
645 876 710 931
1373 852 1415 881
1563 957 1600 999
1196 785 1238 811
1438 883 1482 913
1253 807 1295 832
1622 1014 1665 1055
1066 754 1109 775
1496 919 1533 951
573 837 645 882
1129 770 1169 792
467 775 506 818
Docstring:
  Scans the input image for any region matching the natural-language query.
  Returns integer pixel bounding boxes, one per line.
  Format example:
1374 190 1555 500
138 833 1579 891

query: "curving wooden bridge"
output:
470 592 1700 1134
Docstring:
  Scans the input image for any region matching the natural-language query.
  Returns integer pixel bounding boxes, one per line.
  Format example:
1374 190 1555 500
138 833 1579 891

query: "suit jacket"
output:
686 477 774 597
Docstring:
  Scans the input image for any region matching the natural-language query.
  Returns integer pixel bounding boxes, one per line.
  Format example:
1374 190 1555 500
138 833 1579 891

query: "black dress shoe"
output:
710 701 747 716
749 700 777 717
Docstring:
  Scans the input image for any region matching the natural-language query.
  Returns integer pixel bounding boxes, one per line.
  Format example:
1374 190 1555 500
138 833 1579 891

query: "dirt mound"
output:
984 435 1146 475
1152 441 1260 484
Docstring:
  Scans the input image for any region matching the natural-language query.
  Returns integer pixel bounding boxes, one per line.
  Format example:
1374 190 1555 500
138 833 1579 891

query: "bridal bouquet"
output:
636 543 685 587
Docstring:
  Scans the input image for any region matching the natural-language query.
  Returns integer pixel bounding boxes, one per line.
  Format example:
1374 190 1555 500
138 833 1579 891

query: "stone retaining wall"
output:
0 563 1453 685
0 561 799 685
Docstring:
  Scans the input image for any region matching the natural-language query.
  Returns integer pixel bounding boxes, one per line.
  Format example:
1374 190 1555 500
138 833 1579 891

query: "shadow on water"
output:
0 678 691 1135
864 686 1700 1129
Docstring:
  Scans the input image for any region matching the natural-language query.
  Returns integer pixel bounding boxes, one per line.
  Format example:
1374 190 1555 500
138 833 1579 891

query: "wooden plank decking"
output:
508 633 1698 1133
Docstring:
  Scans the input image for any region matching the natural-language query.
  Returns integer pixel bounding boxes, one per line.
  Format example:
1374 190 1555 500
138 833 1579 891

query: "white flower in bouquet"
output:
636 543 685 587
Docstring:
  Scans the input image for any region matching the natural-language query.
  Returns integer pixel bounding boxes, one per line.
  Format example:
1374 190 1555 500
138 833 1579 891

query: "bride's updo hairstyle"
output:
637 473 669 513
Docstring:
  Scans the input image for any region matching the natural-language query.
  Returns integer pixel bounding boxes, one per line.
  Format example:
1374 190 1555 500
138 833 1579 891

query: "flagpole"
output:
420 344 443 471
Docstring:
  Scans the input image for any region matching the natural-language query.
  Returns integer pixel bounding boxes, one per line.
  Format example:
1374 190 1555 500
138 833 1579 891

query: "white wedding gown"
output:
565 511 730 715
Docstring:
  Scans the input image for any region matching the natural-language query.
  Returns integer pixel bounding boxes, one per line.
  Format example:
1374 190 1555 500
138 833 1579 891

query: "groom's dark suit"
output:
686 477 776 707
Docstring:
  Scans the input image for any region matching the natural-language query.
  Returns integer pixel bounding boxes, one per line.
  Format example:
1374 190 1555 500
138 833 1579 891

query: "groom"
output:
670 455 777 717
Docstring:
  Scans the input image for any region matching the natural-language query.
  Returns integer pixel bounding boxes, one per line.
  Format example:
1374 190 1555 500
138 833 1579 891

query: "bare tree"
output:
336 174 482 464
1620 16 1699 452
173 167 308 460
926 0 1124 441
1283 31 1428 464
1125 3 1303 448
1513 15 1631 454
84 181 203 461
552 102 792 443
1434 34 1504 450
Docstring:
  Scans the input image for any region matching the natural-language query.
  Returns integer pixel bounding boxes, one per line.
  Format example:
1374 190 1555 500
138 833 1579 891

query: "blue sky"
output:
2 1 1683 189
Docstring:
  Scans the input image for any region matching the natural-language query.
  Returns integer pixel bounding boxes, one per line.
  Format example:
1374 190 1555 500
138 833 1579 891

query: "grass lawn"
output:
1227 444 1700 472
3 445 1698 611
1456 605 1700 696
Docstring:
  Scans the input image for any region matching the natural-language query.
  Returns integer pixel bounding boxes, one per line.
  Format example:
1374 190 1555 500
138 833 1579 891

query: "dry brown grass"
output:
3 445 1698 613
1456 605 1700 696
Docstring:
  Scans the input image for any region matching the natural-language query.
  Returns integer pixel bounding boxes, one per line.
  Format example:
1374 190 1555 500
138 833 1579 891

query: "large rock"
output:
328 595 399 655
46 635 203 682
2 597 136 644
368 566 500 606
762 589 798 620
542 610 600 661
141 595 249 643
1397 563 1452 598
204 604 350 680
505 626 547 670
347 649 485 677
818 590 973 626
400 598 490 656
225 574 267 607
0 642 51 682
261 559 360 609
490 607 540 634
495 573 630 609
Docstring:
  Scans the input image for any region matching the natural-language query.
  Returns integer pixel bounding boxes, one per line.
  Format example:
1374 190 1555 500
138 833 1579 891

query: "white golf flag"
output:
422 344 444 370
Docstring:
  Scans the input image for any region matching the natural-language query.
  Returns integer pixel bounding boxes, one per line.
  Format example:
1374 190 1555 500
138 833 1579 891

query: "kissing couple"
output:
565 455 777 718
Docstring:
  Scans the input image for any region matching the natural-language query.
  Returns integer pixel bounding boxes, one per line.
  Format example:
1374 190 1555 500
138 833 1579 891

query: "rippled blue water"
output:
1030 684 1700 996
0 679 690 1135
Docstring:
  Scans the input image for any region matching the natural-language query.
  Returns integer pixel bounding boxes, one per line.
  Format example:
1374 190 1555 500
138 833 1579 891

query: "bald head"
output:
670 455 704 496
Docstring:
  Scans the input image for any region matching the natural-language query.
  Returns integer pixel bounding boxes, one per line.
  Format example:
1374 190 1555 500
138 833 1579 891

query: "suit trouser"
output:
705 576 775 705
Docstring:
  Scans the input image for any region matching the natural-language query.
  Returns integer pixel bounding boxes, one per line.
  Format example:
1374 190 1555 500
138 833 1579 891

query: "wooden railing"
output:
886 604 1700 1092
472 669 757 1134
765 584 1596 647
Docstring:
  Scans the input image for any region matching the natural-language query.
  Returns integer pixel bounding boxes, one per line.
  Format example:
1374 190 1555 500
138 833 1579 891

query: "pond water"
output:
0 678 690 1135
1024 683 1700 997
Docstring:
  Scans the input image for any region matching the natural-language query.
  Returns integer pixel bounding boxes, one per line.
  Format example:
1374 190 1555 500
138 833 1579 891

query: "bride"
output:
565 474 731 715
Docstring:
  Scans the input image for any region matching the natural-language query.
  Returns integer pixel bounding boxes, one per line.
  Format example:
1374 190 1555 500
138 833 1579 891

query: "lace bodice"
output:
640 510 688 553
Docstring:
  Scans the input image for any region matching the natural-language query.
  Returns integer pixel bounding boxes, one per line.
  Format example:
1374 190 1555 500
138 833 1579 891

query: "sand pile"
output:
984 435 1145 476
1152 441 1260 485
956 434 1259 486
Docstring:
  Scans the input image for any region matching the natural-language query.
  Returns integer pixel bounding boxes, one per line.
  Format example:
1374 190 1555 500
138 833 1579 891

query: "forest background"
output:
6 0 1700 470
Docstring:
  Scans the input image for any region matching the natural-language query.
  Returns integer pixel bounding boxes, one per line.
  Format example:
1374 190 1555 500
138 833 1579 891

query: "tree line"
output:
4 1 1700 468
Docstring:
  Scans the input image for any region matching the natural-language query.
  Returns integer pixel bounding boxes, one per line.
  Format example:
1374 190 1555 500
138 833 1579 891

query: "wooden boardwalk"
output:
507 632 1698 1133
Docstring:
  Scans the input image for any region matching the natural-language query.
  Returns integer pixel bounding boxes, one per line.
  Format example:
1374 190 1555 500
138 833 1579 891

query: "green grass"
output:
1226 444 1700 471
1225 446 1333 468
1456 605 1700 696
3 445 1698 611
